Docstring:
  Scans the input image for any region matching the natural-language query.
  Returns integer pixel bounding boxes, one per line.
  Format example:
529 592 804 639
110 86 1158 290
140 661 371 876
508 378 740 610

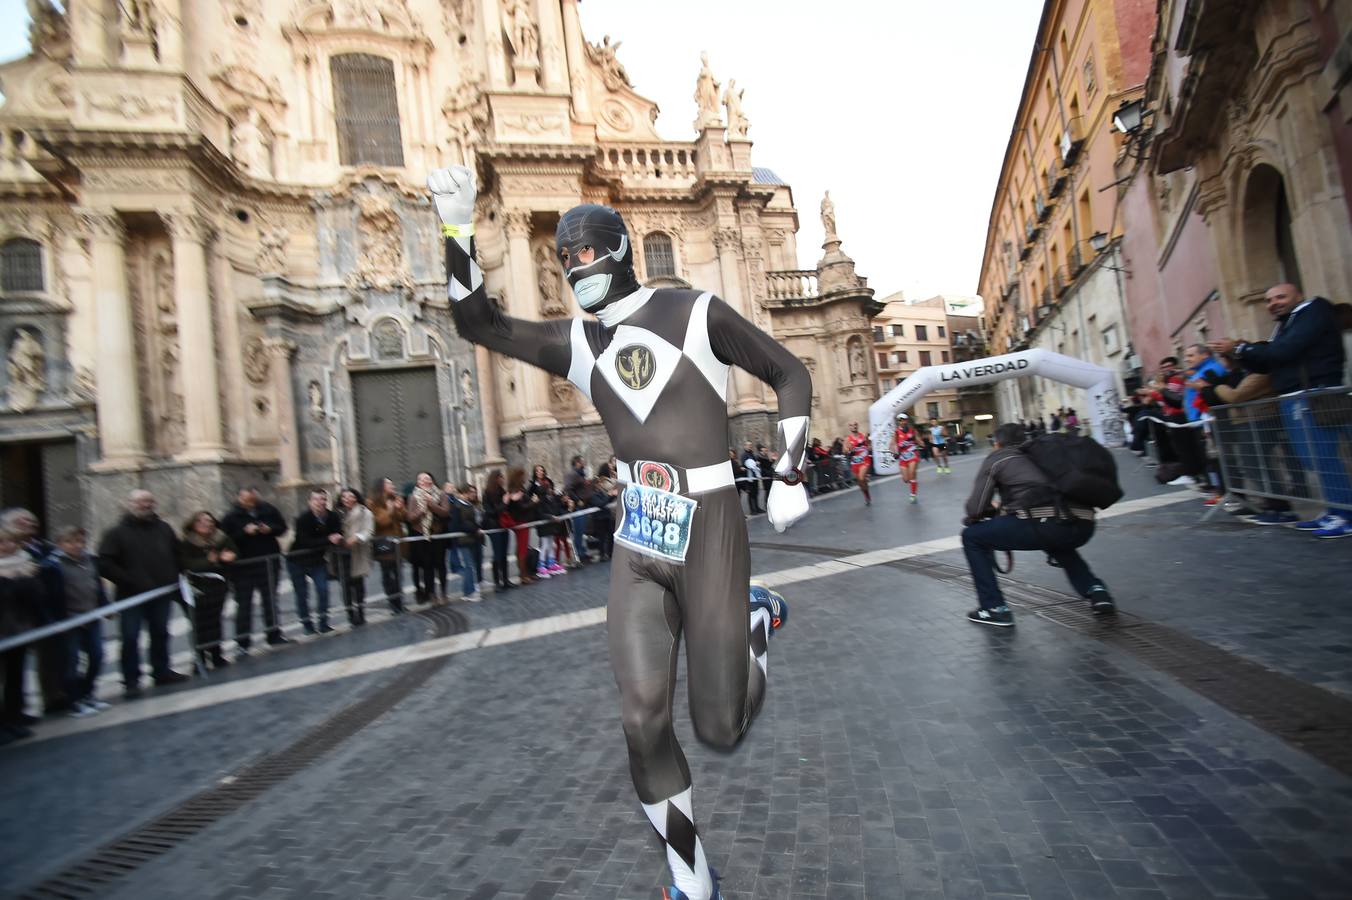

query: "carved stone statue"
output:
502 0 539 67
821 191 838 238
693 51 721 130
6 328 45 412
256 225 288 273
347 191 413 294
120 0 154 36
27 0 70 61
723 79 749 138
587 35 631 90
460 369 476 408
535 242 567 317
307 380 326 423
230 109 272 179
847 338 866 382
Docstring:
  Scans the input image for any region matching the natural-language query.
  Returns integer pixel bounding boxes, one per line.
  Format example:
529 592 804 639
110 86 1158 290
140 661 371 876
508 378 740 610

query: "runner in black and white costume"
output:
428 166 809 900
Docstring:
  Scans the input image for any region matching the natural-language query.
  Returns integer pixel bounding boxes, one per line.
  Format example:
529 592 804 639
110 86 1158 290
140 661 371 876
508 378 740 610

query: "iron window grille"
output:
643 232 675 278
331 53 405 167
1 238 43 292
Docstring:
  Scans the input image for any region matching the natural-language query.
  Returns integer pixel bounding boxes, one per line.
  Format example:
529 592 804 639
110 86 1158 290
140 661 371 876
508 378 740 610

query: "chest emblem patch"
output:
615 344 655 390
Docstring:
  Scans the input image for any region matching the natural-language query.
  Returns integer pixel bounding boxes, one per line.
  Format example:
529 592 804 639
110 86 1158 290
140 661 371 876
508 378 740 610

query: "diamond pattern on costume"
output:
682 292 729 400
595 325 684 423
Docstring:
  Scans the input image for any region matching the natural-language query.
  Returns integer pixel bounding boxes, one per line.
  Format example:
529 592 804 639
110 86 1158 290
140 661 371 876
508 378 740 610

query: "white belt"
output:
615 459 735 494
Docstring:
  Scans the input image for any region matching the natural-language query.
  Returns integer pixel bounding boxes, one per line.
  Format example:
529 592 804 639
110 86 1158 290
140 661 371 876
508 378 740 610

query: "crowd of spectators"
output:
1122 282 1350 539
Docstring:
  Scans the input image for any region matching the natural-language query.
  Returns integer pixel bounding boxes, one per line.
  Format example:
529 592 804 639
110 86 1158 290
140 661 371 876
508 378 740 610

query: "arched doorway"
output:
1242 164 1303 289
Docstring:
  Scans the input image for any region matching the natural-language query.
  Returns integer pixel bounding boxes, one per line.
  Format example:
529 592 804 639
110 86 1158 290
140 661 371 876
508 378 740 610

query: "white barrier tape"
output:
1135 415 1208 430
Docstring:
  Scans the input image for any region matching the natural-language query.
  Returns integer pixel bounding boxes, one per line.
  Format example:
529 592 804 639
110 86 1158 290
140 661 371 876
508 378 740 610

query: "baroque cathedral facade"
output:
0 0 877 530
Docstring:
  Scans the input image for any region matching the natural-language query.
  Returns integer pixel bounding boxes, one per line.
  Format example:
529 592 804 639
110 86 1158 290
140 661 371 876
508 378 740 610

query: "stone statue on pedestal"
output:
693 51 721 130
821 192 838 238
723 79 749 138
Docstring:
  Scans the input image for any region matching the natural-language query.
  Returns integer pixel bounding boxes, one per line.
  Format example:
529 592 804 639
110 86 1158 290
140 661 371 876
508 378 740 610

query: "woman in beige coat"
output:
339 488 374 626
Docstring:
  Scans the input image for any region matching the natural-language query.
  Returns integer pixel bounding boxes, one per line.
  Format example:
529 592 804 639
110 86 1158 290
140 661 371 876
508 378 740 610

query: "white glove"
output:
766 481 809 534
427 165 477 225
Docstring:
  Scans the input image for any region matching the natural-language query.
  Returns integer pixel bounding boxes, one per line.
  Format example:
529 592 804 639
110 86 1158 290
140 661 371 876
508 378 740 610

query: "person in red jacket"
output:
846 422 872 506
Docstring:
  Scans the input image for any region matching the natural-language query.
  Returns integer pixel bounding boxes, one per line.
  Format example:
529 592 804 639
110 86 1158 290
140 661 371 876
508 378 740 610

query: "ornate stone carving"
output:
503 208 533 238
600 100 635 133
243 336 270 384
373 319 405 359
847 336 867 382
535 242 567 318
6 327 45 412
502 0 539 68
460 368 475 408
586 35 631 90
150 247 186 453
27 0 71 62
71 366 96 403
164 212 212 244
346 191 414 294
307 379 325 423
120 0 156 37
81 170 191 193
75 209 127 242
261 336 297 359
230 109 274 178
694 51 722 130
442 60 488 166
723 79 749 138
83 91 176 120
820 192 837 238
549 374 576 414
256 224 289 273
499 114 563 137
713 228 741 254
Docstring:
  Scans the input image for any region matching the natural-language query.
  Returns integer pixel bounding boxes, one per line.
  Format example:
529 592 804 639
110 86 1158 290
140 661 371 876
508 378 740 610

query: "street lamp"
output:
1112 99 1145 134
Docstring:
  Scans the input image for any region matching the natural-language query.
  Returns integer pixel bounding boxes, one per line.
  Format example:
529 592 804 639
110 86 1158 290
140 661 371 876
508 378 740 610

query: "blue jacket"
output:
1184 357 1229 421
1238 297 1346 394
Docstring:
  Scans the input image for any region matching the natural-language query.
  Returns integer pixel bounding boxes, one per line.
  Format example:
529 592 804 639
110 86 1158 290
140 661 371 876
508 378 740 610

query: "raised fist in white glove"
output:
766 481 809 534
427 165 477 226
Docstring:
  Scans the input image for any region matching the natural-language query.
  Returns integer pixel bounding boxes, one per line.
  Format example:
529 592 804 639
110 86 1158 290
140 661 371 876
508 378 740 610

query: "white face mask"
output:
572 273 613 309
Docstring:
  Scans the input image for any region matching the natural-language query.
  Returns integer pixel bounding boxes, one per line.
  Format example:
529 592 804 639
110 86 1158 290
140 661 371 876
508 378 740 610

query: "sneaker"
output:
1222 499 1257 515
1246 511 1300 526
1292 513 1337 531
535 568 552 579
1202 495 1221 507
909 494 918 504
967 606 1014 627
154 671 191 686
68 700 98 719
663 868 721 900
549 563 567 575
1086 586 1116 615
464 592 482 603
1167 475 1198 487
749 583 789 636
1313 516 1352 539
87 699 111 711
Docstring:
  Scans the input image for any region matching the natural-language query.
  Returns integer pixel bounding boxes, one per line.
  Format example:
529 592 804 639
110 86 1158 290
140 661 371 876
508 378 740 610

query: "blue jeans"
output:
288 560 330 627
571 514 590 560
1281 395 1352 515
65 619 104 702
962 516 1102 609
121 594 173 686
449 545 477 595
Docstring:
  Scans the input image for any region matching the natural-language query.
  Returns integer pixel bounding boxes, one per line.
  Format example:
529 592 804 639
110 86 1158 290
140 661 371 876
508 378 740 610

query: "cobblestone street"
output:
3 451 1351 900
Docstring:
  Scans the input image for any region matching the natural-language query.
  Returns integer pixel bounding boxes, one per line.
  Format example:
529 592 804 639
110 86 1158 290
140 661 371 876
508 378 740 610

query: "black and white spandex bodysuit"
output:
440 194 810 899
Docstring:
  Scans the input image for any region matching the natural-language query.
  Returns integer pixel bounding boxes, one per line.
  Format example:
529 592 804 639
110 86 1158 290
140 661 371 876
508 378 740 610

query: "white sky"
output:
0 0 1044 299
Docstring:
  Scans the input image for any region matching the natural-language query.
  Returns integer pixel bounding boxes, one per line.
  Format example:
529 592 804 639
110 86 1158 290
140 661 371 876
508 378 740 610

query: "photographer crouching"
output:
961 422 1116 627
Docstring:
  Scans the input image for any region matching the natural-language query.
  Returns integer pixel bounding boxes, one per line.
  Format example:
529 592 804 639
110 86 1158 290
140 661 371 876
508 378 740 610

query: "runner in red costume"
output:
894 415 920 503
846 422 872 506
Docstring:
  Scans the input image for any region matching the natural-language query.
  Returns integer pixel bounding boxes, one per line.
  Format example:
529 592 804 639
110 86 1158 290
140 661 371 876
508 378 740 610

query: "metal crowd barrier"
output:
1209 385 1352 510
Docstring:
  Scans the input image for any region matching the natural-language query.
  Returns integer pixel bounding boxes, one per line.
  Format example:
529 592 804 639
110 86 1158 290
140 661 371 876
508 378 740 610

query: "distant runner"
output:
929 417 951 473
894 415 920 503
846 422 873 506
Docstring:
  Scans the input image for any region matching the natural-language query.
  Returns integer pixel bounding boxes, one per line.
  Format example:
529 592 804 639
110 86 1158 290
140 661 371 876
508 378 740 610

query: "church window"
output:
643 232 676 278
331 54 405 167
0 238 43 292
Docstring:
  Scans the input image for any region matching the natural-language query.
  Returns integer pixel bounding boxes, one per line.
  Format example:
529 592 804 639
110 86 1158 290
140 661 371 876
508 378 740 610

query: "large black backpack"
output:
1020 433 1124 510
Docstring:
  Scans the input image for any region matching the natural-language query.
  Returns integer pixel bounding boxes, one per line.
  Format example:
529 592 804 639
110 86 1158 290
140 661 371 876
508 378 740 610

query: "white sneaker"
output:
465 592 482 603
68 700 98 718
87 698 111 711
1167 475 1197 486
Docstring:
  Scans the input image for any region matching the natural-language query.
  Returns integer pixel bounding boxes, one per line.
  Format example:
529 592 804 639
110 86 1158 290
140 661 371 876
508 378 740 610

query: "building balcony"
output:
593 143 699 192
1069 244 1085 276
1053 267 1067 297
1035 192 1052 223
1059 117 1085 165
1046 160 1068 198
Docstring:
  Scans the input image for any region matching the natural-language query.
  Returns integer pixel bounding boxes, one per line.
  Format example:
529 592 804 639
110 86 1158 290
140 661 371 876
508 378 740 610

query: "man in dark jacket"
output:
97 490 188 698
289 490 344 633
960 424 1114 627
1211 284 1351 538
563 456 592 564
221 486 289 650
446 485 482 602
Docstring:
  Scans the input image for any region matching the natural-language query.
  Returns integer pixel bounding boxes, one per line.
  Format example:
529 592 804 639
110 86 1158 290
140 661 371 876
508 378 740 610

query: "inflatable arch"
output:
869 348 1124 475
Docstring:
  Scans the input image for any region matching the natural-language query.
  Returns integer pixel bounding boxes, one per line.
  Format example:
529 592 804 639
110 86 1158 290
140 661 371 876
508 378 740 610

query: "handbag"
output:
372 537 398 557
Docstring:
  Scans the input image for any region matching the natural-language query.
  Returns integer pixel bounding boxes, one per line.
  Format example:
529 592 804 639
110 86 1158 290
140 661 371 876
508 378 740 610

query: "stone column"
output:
503 209 556 428
714 227 763 411
165 213 225 459
80 210 145 466
262 337 303 486
536 0 569 93
475 344 505 463
559 0 594 121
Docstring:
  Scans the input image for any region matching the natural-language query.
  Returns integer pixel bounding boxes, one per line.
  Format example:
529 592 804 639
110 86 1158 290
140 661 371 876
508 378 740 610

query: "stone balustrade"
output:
593 143 698 186
766 269 819 302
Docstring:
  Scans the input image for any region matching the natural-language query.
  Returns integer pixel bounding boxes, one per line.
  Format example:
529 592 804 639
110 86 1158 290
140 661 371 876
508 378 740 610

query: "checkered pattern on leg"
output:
642 787 713 900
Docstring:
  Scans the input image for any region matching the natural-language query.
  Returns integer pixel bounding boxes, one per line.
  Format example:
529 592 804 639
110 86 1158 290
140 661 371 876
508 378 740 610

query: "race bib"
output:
615 482 698 564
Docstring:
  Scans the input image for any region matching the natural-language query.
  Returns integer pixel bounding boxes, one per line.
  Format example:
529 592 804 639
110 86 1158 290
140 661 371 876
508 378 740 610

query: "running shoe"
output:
1313 516 1352 539
1086 586 1116 615
1246 511 1299 526
909 494 918 504
1291 513 1337 531
548 562 567 575
1167 475 1198 487
749 583 788 636
662 869 721 900
967 606 1014 627
68 700 98 719
535 567 552 579
1202 495 1221 507
87 698 111 711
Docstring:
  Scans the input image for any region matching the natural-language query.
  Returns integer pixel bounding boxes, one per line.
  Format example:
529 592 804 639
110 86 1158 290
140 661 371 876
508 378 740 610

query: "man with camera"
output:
961 423 1115 627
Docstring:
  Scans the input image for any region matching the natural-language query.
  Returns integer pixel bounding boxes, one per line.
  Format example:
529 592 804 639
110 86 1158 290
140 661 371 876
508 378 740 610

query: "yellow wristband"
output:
442 223 475 238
